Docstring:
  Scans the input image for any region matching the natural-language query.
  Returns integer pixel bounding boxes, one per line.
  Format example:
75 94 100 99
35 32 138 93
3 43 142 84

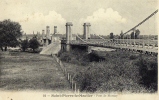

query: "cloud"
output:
19 11 66 34
83 8 126 23
0 2 66 35
80 8 127 35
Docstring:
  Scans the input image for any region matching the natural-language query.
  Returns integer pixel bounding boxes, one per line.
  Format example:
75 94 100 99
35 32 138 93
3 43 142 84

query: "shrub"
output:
74 51 157 93
59 51 71 62
59 48 157 93
129 54 138 60
29 37 40 52
74 65 107 92
21 39 29 52
135 56 158 91
58 49 90 65
98 76 149 93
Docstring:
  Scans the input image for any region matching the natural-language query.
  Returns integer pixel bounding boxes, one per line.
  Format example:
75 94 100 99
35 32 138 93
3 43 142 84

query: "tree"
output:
110 32 114 39
0 19 22 51
131 32 135 39
29 37 40 52
135 29 140 39
21 39 29 52
120 30 124 39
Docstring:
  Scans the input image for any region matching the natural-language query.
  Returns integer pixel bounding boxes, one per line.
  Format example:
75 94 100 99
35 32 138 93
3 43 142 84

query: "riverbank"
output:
58 49 157 93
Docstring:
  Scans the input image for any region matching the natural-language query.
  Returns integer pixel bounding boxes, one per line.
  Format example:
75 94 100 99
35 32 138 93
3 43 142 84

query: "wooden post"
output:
68 73 69 80
58 59 60 63
59 61 61 65
64 68 66 75
77 89 80 94
72 79 73 90
74 83 76 93
70 75 72 83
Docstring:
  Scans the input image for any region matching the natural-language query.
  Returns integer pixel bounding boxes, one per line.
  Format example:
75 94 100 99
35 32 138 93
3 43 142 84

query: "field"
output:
0 49 157 93
0 52 70 92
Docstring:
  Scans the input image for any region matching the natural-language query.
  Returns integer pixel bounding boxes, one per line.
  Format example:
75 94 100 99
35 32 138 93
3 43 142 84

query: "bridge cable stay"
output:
142 13 154 48
90 28 106 40
154 12 157 45
123 9 158 48
75 34 89 44
152 13 157 46
148 16 150 48
72 25 74 40
123 9 158 35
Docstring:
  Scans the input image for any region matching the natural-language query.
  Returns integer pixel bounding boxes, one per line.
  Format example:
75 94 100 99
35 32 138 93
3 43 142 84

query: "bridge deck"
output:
70 40 158 53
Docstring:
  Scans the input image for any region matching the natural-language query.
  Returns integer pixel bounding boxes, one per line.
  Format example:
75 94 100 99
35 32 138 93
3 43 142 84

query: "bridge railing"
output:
114 39 158 47
71 39 157 47
70 39 158 53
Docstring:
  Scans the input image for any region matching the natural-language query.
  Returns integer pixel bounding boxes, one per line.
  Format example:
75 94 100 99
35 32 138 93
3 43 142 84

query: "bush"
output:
29 37 40 52
21 39 29 52
58 49 90 66
98 76 149 93
59 51 72 62
59 49 157 93
74 51 157 93
129 54 138 60
74 65 106 92
135 56 158 91
74 59 141 92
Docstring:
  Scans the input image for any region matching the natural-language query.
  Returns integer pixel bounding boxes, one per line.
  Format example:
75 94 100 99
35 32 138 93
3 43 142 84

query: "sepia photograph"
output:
0 0 158 100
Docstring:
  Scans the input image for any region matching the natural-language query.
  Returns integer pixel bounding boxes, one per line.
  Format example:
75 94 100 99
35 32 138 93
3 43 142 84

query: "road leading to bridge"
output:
0 52 71 92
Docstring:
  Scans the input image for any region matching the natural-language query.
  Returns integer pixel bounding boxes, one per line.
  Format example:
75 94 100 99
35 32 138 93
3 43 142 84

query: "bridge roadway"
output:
70 40 158 54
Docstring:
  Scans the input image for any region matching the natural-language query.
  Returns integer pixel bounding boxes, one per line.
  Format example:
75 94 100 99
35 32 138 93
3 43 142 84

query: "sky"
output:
0 0 158 35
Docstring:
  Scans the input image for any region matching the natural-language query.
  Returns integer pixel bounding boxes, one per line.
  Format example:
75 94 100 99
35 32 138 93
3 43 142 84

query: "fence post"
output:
68 73 69 80
70 75 72 83
64 68 66 75
58 58 60 63
77 89 80 94
72 79 74 90
53 55 80 93
74 83 76 93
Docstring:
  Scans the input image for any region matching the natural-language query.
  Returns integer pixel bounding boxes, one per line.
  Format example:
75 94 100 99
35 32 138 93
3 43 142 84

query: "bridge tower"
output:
65 22 73 51
54 26 57 34
66 22 73 44
83 23 91 40
42 30 45 46
46 26 51 45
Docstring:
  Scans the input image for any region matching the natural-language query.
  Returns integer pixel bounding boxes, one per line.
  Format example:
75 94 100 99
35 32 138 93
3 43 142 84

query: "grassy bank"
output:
58 49 158 93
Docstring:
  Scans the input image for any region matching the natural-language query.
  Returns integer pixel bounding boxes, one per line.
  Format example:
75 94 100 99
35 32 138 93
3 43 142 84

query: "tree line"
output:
0 19 40 52
110 29 140 39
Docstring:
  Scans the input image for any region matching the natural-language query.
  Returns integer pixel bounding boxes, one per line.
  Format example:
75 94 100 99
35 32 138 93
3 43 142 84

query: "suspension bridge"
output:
60 9 158 55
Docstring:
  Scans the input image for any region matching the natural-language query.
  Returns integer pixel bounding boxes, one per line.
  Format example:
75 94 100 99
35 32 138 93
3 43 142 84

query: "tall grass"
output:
58 49 157 93
135 55 158 92
58 49 90 66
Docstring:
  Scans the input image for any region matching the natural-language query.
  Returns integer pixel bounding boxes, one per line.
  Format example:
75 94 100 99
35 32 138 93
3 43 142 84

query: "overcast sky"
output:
0 0 158 35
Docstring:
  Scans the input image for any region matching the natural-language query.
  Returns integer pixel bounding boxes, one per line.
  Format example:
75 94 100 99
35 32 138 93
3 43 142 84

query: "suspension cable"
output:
90 28 106 40
123 9 158 35
76 34 88 43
